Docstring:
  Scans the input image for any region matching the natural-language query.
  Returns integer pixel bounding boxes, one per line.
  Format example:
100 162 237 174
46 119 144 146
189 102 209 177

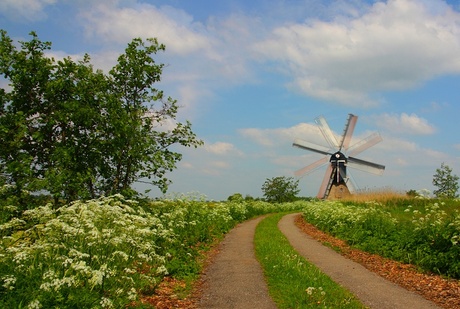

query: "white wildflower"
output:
156 265 168 275
100 297 114 309
2 275 16 290
306 286 316 295
27 299 42 309
127 287 138 301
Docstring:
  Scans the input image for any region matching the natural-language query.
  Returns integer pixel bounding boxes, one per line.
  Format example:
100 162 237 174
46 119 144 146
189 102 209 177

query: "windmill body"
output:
293 114 385 199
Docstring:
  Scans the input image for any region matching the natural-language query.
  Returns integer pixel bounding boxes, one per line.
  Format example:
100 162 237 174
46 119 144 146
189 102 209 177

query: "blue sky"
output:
1 0 460 200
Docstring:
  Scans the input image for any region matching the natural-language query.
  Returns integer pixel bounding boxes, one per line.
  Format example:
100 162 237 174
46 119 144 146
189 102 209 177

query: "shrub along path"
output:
187 213 456 308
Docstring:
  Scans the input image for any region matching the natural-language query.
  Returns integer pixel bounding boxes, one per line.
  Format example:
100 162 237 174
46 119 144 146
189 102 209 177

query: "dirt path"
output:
197 216 277 309
279 213 440 309
196 213 441 309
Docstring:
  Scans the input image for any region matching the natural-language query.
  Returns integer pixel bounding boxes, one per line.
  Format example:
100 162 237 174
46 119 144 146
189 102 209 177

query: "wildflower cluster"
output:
0 195 172 308
302 200 460 278
406 202 460 275
302 200 397 242
1 194 305 308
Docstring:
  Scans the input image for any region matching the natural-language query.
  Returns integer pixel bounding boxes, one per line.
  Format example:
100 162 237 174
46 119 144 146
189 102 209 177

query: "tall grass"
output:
255 213 365 309
341 188 410 204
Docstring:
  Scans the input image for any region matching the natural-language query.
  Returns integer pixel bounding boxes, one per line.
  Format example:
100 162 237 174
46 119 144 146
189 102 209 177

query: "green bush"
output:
302 200 460 278
0 194 305 308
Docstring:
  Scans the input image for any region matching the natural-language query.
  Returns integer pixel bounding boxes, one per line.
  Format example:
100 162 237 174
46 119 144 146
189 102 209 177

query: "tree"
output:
0 30 202 205
227 193 244 202
261 176 300 203
432 163 459 199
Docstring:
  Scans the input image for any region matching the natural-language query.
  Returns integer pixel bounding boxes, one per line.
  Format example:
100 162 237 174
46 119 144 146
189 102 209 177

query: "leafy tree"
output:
0 30 202 205
261 176 300 203
432 163 459 199
406 189 419 197
227 193 244 202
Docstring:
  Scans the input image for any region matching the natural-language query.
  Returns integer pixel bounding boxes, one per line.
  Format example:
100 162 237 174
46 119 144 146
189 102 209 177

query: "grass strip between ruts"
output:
254 213 366 309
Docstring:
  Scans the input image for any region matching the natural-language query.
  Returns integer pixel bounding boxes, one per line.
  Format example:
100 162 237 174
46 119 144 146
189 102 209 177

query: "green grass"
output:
254 213 366 309
302 199 460 278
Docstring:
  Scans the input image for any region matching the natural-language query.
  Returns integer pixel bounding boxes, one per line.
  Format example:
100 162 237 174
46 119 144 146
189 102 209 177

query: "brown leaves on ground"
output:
294 214 460 309
140 277 197 309
139 242 222 308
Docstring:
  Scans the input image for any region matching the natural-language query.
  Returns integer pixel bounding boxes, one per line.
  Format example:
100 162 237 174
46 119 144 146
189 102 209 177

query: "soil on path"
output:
151 213 458 308
196 216 277 309
279 213 440 309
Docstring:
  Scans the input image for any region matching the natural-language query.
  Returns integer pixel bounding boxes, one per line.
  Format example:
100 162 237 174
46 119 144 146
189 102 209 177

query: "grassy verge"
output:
254 213 365 309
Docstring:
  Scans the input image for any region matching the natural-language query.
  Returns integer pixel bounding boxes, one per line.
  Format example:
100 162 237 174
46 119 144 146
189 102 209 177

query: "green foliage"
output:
262 176 300 203
255 214 365 308
406 189 419 197
0 195 169 308
432 163 459 198
0 195 305 308
227 193 244 202
0 30 202 206
302 200 460 278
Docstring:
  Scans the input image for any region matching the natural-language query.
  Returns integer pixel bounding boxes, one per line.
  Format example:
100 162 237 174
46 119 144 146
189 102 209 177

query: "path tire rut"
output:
197 213 441 309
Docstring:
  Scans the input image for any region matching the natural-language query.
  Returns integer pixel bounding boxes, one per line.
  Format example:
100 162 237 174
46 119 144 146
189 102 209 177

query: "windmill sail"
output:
292 139 331 156
348 156 385 175
293 114 385 199
340 114 358 150
294 156 329 177
315 116 339 149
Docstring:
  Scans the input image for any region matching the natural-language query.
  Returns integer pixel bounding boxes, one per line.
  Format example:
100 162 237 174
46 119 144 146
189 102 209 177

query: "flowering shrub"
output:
302 200 460 278
0 195 172 308
0 194 305 308
406 202 460 276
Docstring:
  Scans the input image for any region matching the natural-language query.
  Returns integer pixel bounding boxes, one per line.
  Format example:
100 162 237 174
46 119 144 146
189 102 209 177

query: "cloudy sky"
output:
1 0 460 200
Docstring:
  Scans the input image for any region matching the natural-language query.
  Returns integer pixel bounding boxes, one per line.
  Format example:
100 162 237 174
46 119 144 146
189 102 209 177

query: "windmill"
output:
293 114 385 199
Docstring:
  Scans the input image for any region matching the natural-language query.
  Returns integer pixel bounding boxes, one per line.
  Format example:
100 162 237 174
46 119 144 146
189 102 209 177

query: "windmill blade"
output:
340 114 358 151
294 156 329 177
340 169 357 194
348 172 359 194
317 165 333 199
347 132 382 157
348 156 385 175
315 116 339 150
293 139 332 156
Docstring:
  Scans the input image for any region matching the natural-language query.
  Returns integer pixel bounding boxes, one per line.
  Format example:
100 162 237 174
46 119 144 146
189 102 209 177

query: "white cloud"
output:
239 123 324 147
181 162 194 169
78 2 263 119
205 142 243 156
421 102 450 113
253 0 460 107
0 0 56 21
80 3 212 55
373 113 436 135
210 161 230 169
200 161 231 176
379 136 418 152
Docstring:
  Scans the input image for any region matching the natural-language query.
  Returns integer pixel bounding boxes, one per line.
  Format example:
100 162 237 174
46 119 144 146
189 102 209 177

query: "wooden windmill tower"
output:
293 114 385 199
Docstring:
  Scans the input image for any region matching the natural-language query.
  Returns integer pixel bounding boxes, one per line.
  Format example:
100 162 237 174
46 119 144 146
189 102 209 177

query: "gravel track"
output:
196 213 441 309
197 216 277 309
279 213 440 309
